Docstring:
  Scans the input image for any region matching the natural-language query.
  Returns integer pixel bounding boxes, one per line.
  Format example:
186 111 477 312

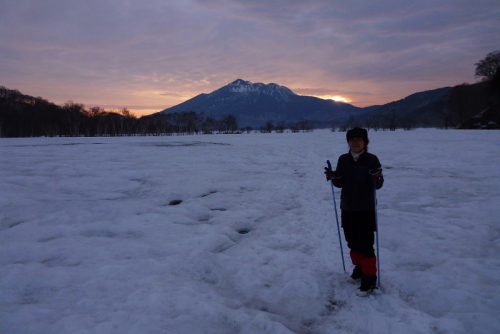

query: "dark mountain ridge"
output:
367 86 452 127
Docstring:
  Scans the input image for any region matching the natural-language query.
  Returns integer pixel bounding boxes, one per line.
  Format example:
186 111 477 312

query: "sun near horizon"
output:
312 95 351 103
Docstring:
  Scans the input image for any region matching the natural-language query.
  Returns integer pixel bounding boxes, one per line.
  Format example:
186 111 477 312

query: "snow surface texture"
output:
1 129 499 334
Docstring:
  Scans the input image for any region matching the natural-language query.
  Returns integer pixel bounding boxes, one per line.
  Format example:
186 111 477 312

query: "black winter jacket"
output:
333 151 384 211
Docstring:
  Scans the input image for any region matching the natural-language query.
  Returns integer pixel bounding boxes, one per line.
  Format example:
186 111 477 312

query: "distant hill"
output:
158 79 369 128
367 87 452 128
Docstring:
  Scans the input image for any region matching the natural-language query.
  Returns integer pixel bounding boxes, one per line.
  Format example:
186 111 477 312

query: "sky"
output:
1 0 499 117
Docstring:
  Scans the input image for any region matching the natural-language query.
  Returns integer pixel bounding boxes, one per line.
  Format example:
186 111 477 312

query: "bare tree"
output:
120 108 136 118
63 101 85 136
202 116 217 134
275 121 287 133
299 118 313 132
87 107 107 136
363 114 378 131
475 50 500 81
345 114 357 129
222 115 238 133
401 117 417 131
437 106 456 129
289 122 300 133
386 109 398 131
261 121 274 133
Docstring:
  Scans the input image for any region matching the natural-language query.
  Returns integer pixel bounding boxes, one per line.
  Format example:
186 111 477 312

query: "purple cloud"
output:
1 0 499 113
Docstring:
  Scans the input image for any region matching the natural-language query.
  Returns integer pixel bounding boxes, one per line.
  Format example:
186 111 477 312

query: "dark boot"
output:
347 265 363 284
356 275 377 297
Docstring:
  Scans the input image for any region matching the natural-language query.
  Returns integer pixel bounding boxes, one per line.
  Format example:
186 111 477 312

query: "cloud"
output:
1 0 499 113
293 87 374 97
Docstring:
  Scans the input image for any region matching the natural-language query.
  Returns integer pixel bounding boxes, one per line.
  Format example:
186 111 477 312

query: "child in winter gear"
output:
327 127 384 296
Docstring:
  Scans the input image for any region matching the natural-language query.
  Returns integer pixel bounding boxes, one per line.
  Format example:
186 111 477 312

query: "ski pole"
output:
373 179 381 288
327 160 346 272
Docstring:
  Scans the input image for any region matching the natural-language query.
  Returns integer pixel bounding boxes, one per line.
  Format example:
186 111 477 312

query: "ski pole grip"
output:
327 160 332 172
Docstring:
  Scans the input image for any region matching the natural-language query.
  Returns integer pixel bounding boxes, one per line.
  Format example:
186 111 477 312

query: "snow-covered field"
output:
1 129 499 334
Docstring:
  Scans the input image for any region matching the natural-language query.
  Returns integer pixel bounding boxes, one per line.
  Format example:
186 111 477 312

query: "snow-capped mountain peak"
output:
227 79 296 100
228 79 258 93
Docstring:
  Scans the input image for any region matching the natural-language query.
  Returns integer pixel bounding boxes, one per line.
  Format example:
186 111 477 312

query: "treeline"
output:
255 119 314 133
0 85 317 137
335 113 419 132
0 87 242 137
335 108 444 132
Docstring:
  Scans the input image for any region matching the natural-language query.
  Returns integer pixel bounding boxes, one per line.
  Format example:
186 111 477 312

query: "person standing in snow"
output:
325 127 384 296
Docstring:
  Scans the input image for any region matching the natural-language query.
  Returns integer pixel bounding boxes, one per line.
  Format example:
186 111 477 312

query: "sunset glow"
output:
315 95 351 103
1 1 493 119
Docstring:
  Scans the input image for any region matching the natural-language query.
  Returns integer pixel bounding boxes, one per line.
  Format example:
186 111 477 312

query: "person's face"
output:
348 136 366 153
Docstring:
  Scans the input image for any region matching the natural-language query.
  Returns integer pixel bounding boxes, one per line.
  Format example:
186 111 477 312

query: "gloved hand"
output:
369 167 383 181
324 167 341 181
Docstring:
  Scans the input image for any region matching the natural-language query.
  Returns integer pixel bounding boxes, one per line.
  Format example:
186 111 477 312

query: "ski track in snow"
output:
1 129 499 334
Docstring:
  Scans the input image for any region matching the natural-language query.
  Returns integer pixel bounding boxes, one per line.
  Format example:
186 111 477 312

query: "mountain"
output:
158 79 366 127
